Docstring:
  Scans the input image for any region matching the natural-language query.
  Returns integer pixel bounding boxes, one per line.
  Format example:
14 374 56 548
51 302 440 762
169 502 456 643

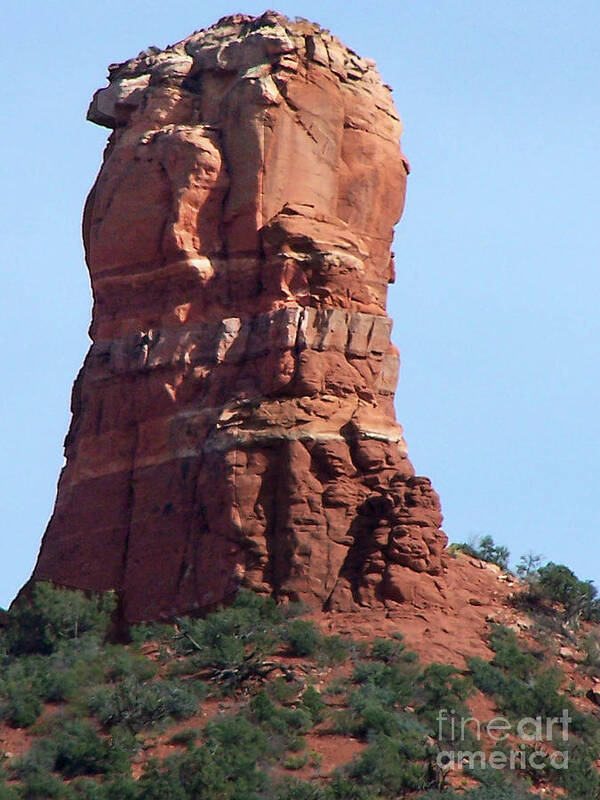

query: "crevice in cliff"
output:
118 420 141 604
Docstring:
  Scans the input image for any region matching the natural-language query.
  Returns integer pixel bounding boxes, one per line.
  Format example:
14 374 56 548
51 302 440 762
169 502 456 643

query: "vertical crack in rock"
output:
29 12 448 621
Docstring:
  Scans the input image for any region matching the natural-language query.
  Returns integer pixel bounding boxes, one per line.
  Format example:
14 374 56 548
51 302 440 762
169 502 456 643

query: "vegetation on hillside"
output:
0 568 599 798
452 537 600 630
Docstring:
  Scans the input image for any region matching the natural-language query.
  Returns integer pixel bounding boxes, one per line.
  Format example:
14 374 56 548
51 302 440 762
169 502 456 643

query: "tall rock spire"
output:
31 12 447 621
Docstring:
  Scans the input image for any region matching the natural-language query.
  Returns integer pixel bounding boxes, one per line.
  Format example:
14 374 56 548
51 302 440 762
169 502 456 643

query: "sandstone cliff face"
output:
32 12 447 621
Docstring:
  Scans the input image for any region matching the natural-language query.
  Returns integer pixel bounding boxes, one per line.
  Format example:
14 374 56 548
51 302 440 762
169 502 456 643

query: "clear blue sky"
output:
2 0 599 608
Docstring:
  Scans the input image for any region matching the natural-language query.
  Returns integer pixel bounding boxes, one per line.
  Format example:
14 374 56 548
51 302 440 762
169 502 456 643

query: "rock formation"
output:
31 12 447 621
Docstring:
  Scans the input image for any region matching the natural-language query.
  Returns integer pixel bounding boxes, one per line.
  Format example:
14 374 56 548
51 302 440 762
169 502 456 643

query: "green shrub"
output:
582 632 600 672
136 760 187 800
283 753 309 770
346 731 433 794
6 583 115 656
273 778 373 800
18 770 74 799
128 622 174 645
537 562 600 624
53 723 111 778
0 646 103 716
342 688 400 738
169 728 198 748
137 715 271 798
9 737 59 778
370 637 412 663
417 663 471 724
268 676 301 704
87 677 201 732
250 690 312 742
272 779 326 800
324 679 346 696
468 625 600 798
300 686 325 724
171 591 289 685
285 620 321 657
102 647 157 683
0 681 42 727
68 776 135 799
454 536 510 570
468 656 511 696
351 660 415 706
326 778 376 800
317 635 351 665
177 591 286 655
95 776 139 800
557 740 600 798
515 552 543 578
513 561 600 629
489 625 538 680
12 719 129 780
421 788 537 799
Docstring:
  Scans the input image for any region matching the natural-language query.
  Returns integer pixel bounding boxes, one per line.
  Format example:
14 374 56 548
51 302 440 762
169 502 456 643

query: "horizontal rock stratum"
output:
31 11 447 621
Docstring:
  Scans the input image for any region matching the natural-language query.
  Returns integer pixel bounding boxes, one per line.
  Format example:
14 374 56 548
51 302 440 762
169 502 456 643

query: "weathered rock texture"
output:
31 12 446 621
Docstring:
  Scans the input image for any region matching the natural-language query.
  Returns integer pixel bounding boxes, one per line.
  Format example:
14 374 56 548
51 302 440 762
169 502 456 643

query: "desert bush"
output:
421 788 537 799
271 779 325 800
271 777 378 800
55 719 128 777
5 583 115 656
101 647 157 683
169 728 198 748
453 536 510 570
135 761 188 800
0 679 43 727
268 676 301 704
344 688 401 739
11 719 129 780
172 590 289 680
300 686 325 724
582 631 600 674
351 659 416 706
137 714 271 799
346 730 434 794
556 739 600 798
285 620 321 657
283 752 309 770
9 737 59 778
67 776 139 799
488 625 538 680
468 656 511 696
128 622 174 645
325 779 377 800
0 645 103 715
87 676 201 732
317 634 351 665
370 636 417 664
515 552 543 578
537 562 600 625
17 770 74 799
250 690 312 749
513 561 600 630
416 663 471 724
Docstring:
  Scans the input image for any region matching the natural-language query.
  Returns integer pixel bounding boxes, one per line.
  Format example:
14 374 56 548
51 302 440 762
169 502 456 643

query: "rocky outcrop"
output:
31 12 446 621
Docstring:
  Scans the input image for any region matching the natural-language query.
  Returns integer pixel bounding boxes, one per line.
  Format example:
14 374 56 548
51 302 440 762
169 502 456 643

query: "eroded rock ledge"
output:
31 11 447 621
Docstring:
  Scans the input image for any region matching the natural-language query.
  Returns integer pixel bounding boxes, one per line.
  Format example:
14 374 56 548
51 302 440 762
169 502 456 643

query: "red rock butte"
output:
30 11 447 621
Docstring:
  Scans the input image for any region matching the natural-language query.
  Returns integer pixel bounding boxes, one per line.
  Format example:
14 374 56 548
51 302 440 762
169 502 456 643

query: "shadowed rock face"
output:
31 12 447 621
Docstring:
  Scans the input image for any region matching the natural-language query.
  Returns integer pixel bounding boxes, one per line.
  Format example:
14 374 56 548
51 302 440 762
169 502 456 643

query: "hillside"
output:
2 550 600 799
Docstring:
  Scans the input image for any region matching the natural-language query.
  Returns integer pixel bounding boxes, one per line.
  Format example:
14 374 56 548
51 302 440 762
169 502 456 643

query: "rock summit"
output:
31 12 447 621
